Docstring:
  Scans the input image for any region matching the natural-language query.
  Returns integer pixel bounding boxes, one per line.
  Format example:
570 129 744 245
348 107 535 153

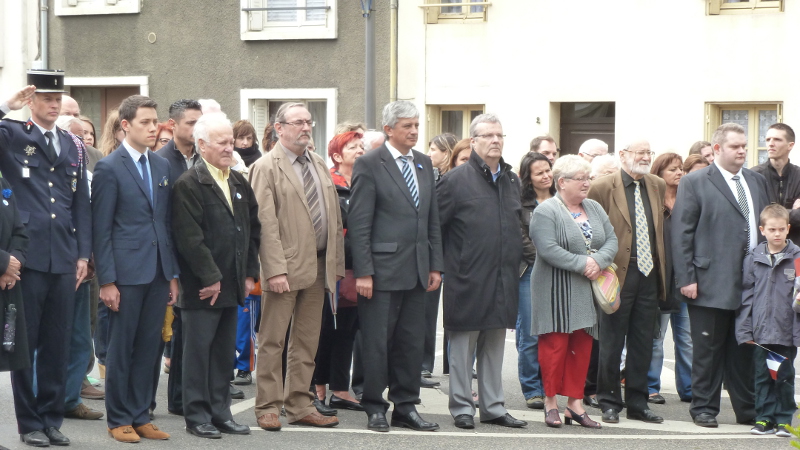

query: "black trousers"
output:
350 330 364 396
313 301 359 391
182 306 238 427
150 339 166 411
687 304 755 422
167 306 184 413
597 267 658 413
421 285 441 373
11 270 74 434
105 275 169 428
357 284 426 416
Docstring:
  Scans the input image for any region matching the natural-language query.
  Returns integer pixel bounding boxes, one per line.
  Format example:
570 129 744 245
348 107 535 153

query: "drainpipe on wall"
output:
36 0 48 69
389 0 398 102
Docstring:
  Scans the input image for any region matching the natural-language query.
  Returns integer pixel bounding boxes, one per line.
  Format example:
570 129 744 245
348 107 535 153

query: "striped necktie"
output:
298 155 324 241
633 180 653 276
732 175 751 253
399 155 419 208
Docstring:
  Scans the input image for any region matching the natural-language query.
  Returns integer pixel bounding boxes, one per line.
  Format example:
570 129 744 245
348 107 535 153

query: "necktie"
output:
399 156 419 208
298 156 323 241
139 154 152 206
732 175 751 253
633 180 653 276
43 131 58 163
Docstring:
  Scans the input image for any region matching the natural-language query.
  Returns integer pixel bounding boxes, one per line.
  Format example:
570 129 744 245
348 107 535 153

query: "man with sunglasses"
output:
587 141 667 425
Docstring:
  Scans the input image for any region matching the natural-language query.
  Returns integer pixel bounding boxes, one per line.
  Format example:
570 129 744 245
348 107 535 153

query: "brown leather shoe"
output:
65 403 104 420
80 383 105 400
98 364 106 379
257 413 282 431
290 411 339 428
108 426 140 443
134 423 170 440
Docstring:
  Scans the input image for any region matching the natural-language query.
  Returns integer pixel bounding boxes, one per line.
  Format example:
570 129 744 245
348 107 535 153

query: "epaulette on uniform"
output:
0 118 33 134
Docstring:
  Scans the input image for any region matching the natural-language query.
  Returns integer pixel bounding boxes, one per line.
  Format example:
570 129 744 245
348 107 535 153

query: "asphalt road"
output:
0 310 795 449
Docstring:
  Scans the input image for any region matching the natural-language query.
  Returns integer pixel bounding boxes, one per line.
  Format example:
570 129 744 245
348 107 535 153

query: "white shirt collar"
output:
30 118 57 137
714 160 743 179
122 139 149 162
385 141 414 161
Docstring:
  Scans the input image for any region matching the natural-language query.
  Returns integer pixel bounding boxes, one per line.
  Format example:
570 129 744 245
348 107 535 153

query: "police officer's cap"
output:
27 70 67 93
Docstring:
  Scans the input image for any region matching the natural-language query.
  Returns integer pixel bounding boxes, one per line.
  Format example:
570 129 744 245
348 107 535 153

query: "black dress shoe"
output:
313 398 338 416
367 413 389 432
602 409 619 423
647 394 666 405
186 423 222 439
694 413 718 428
20 430 49 447
391 411 440 431
421 370 432 378
168 408 184 416
454 414 475 429
480 413 527 428
43 427 70 446
583 395 600 408
230 385 245 399
420 377 440 389
627 409 664 424
329 394 365 411
213 420 250 435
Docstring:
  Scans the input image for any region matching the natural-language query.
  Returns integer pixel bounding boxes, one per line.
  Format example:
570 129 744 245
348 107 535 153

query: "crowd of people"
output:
0 68 798 446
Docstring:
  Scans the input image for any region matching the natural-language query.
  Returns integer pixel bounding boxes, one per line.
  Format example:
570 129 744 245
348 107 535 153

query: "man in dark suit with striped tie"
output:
348 101 444 432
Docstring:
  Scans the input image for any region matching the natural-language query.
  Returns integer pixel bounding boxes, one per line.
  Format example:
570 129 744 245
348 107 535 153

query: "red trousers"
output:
538 329 593 399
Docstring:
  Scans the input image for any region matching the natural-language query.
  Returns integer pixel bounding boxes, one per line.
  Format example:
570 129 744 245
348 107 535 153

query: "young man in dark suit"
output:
348 100 444 432
672 122 768 428
1 72 91 448
92 95 180 443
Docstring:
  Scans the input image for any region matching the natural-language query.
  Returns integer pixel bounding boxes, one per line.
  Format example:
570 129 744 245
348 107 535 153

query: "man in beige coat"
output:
249 103 344 431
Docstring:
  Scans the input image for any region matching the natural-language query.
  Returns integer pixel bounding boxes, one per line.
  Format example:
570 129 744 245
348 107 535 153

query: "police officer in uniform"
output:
0 71 91 447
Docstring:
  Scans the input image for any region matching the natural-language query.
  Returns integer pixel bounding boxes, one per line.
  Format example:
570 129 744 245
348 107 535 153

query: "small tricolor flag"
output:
766 351 787 381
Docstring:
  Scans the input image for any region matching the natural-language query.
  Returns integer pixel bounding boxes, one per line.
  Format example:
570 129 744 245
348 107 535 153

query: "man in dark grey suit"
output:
93 95 180 443
348 101 444 432
672 122 767 428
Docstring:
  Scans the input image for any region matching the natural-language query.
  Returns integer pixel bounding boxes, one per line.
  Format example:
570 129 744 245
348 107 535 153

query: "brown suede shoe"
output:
80 383 105 400
108 426 140 443
65 403 104 420
290 411 339 427
257 413 282 431
134 423 170 440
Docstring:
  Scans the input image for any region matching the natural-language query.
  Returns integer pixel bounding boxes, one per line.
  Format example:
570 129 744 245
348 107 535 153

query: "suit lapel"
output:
379 147 416 210
610 172 632 227
148 151 162 210
274 143 308 209
120 147 154 211
196 162 234 217
643 175 662 229
55 129 73 166
708 165 742 216
412 149 429 211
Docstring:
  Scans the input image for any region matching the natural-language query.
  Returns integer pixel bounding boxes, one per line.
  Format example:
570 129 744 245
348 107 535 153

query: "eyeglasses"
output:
624 150 656 157
280 120 315 128
474 133 506 140
157 138 171 146
567 176 591 184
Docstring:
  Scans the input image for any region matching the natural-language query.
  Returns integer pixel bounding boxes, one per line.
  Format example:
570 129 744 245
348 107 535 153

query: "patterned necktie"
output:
732 175 751 253
298 155 323 240
139 154 152 206
399 156 419 208
633 180 653 276
43 131 58 163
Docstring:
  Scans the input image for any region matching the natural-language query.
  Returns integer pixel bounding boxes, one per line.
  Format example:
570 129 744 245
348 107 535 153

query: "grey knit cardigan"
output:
529 194 618 335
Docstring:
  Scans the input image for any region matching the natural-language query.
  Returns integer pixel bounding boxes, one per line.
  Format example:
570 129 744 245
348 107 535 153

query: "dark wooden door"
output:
560 102 615 155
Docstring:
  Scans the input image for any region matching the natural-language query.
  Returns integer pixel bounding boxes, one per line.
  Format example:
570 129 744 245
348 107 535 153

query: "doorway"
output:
559 102 615 155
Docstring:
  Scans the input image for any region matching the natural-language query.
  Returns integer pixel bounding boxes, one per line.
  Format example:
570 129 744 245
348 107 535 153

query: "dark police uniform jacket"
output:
0 116 91 274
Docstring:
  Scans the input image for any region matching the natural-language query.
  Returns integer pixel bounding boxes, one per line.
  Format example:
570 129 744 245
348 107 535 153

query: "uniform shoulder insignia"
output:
0 118 34 134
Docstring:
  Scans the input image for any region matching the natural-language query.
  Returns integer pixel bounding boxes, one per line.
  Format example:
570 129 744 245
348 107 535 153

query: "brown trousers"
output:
254 256 326 422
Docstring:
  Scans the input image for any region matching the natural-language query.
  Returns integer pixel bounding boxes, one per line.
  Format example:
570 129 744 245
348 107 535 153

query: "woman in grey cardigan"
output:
530 155 618 429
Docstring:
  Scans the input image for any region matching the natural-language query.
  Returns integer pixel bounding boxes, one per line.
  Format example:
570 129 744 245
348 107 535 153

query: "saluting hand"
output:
6 85 35 111
199 281 221 306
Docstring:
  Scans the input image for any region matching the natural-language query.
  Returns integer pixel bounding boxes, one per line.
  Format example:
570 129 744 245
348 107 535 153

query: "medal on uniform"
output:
71 178 77 192
22 168 30 178
24 146 36 156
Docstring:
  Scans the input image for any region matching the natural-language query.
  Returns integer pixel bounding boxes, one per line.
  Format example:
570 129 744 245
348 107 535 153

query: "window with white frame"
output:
241 89 337 161
705 102 782 167
54 0 140 16
241 0 337 41
422 0 490 24
708 0 783 14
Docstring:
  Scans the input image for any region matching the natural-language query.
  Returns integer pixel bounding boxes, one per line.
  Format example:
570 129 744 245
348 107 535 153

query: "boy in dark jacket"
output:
737 204 800 437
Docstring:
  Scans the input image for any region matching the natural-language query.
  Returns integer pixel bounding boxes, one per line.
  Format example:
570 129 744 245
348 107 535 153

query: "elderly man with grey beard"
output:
437 114 527 430
587 141 667 425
